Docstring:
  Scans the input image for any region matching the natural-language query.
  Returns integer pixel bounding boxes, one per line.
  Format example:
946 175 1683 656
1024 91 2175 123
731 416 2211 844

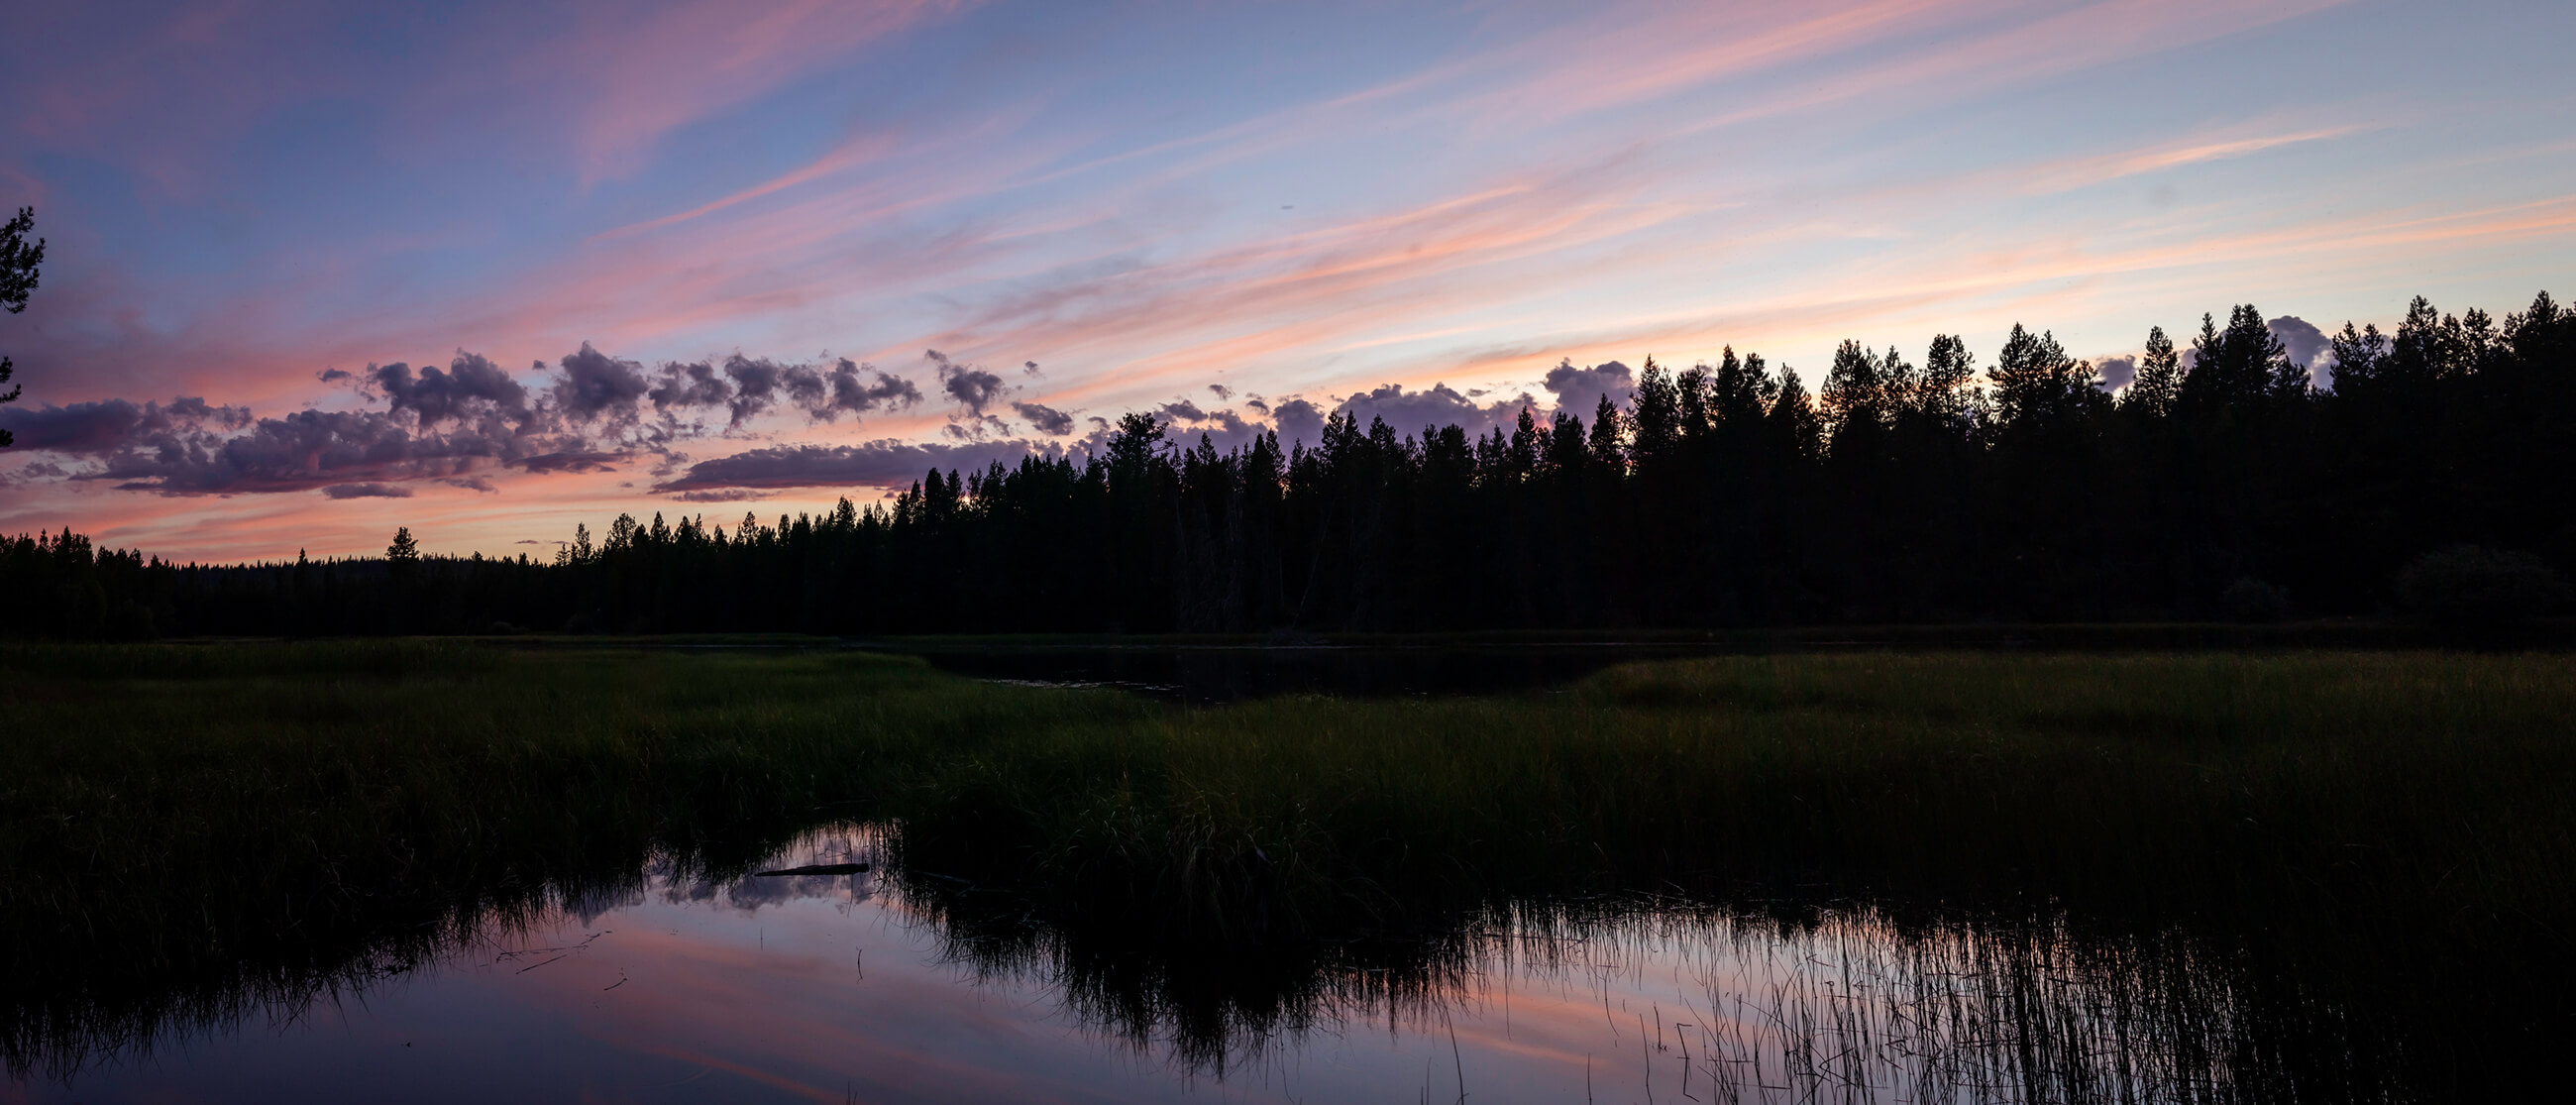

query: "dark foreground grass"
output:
2 643 2571 1092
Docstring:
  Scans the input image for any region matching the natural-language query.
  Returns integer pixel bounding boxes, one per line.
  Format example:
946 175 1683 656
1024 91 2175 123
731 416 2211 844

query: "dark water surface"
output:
7 825 2417 1104
902 642 1741 703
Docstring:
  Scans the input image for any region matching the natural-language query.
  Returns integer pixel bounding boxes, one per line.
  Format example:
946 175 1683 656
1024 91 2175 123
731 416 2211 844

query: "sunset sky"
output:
2 0 2569 561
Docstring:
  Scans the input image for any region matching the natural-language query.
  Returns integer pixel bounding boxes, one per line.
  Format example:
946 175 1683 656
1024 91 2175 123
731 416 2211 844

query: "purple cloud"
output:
2268 314 2333 387
2267 315 2329 367
1330 383 1529 441
654 439 1055 493
0 395 250 452
324 483 413 498
815 359 922 419
926 349 1010 416
370 352 532 429
1270 397 1326 446
551 344 652 423
1013 401 1075 435
1541 359 1636 410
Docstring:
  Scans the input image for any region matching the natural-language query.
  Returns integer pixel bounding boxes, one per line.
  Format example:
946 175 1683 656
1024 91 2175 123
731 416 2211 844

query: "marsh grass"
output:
2 642 2569 1093
981 650 2575 935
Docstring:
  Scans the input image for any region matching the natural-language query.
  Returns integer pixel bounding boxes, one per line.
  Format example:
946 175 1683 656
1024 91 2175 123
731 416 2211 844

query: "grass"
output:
2 642 2570 1091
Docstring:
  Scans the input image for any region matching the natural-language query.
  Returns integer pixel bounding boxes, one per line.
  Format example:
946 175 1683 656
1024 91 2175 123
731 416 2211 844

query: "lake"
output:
7 826 2398 1104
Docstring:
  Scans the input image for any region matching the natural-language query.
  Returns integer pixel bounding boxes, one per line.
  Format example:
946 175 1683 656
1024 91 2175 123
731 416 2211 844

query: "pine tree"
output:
1987 324 2099 434
1768 365 1821 461
1506 405 1541 482
1628 357 1680 468
0 206 47 447
1709 348 1772 427
2123 326 2181 418
1544 409 1588 478
2325 322 2386 396
2182 305 2296 416
1587 392 1627 472
1916 335 1979 431
384 527 421 620
1821 339 1884 438
1106 411 1165 491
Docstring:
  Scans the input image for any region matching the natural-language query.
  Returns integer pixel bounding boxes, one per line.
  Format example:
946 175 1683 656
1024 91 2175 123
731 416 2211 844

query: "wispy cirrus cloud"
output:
547 0 982 185
2013 126 2368 196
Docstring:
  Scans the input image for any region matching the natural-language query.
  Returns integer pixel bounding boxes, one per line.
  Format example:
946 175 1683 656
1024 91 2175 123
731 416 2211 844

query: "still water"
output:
904 642 1734 703
7 827 2388 1104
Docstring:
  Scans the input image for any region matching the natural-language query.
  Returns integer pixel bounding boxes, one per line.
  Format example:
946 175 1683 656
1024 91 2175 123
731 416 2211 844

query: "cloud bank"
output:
0 346 931 497
4 340 1722 502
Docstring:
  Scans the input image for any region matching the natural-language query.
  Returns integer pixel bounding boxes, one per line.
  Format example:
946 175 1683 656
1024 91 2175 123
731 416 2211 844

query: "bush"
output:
2394 546 2574 624
2217 578 2291 622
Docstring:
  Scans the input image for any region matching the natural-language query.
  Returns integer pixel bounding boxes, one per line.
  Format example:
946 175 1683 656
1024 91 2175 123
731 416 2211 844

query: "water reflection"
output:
6 827 2410 1104
914 887 2387 1104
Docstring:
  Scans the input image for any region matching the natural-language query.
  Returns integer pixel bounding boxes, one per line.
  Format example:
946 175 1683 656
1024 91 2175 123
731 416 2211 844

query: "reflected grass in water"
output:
904 878 2401 1103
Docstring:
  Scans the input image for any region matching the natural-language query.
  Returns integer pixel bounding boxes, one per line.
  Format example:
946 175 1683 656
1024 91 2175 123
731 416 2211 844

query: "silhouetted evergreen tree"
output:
2122 327 2181 420
0 206 47 447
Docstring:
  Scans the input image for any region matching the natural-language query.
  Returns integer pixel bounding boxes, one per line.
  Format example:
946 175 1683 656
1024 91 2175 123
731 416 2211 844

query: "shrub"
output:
2217 578 2291 622
2394 545 2573 624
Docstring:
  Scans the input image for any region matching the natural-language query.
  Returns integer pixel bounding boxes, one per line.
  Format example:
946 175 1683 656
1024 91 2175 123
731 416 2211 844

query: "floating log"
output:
752 862 870 877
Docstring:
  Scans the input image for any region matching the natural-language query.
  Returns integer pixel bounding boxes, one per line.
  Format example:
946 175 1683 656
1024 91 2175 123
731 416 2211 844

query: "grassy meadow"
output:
3 641 2571 1086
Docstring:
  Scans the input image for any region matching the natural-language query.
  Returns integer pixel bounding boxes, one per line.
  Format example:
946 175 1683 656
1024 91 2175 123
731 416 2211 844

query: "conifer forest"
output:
7 293 2569 638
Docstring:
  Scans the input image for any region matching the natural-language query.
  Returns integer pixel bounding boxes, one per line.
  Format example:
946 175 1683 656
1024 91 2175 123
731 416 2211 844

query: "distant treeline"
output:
6 292 2573 637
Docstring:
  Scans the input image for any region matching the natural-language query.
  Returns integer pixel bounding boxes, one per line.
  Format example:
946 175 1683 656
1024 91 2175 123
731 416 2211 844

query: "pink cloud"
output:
549 0 981 185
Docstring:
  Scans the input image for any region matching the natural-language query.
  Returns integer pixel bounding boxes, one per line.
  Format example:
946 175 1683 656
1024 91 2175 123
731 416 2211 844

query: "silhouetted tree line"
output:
6 291 2572 638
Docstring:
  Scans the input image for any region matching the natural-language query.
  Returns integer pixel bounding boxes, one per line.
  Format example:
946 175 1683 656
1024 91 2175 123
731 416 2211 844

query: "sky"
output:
1 0 2570 562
